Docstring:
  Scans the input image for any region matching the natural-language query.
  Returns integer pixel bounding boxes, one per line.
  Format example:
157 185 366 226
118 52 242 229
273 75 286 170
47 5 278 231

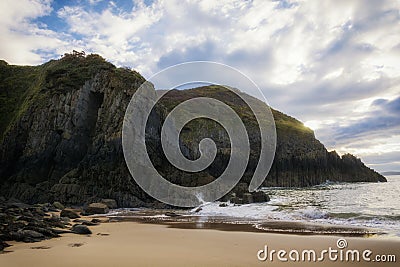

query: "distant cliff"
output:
0 53 386 207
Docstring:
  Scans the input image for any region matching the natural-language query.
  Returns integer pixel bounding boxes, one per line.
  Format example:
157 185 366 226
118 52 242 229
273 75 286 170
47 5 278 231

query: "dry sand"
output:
0 221 399 267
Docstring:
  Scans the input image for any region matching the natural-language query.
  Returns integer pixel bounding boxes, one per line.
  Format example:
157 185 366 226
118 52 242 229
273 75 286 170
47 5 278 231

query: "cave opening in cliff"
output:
87 91 104 137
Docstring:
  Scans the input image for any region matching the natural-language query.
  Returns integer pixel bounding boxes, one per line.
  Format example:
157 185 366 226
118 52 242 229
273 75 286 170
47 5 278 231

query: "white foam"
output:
193 201 286 220
296 207 329 219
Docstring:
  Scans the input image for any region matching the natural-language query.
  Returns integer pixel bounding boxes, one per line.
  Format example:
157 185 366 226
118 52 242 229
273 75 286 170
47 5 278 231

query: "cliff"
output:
0 53 386 207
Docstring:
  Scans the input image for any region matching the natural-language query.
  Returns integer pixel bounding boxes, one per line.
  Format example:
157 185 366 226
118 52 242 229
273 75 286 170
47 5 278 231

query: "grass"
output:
0 61 41 139
0 53 139 141
158 85 314 140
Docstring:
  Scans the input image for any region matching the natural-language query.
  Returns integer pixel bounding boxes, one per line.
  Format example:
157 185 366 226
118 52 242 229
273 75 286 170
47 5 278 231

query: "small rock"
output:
14 230 45 242
234 183 248 198
252 191 270 203
31 246 51 249
52 201 65 210
28 227 59 238
71 224 92 235
60 209 80 219
194 207 202 213
101 199 117 209
219 203 228 207
230 197 243 205
72 219 98 226
0 241 10 251
60 217 71 223
91 218 102 223
165 212 181 217
68 243 84 247
85 203 109 215
242 193 253 204
220 192 236 202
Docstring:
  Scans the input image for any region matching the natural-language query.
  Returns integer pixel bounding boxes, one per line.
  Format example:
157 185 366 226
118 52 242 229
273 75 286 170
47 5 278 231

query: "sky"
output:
0 0 399 172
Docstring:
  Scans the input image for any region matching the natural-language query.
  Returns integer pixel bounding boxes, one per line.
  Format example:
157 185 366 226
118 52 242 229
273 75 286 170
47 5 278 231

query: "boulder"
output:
81 220 98 226
219 203 228 207
85 203 109 215
101 199 118 209
252 191 270 203
194 207 202 213
0 241 10 251
60 216 71 223
71 224 92 235
13 230 45 242
230 197 243 205
220 192 235 202
60 208 80 219
91 218 102 224
52 201 65 210
234 183 248 198
242 193 253 204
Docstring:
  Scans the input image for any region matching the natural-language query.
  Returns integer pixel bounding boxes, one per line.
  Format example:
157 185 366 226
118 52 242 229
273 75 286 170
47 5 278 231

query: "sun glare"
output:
303 120 320 130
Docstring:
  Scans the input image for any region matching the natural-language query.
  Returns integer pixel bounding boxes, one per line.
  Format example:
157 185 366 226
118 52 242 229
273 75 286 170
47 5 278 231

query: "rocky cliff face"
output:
0 53 386 207
153 87 385 188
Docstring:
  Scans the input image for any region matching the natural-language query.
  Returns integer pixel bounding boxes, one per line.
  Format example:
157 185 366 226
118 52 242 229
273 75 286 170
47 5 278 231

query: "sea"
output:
107 175 400 238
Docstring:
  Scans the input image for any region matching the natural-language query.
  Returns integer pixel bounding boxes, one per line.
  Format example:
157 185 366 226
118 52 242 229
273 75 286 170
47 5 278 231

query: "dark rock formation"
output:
242 193 253 204
84 203 109 215
156 87 386 188
0 198 72 249
71 224 92 235
101 199 117 209
52 201 65 210
0 53 386 208
0 240 10 251
60 208 80 219
11 230 44 242
252 191 270 203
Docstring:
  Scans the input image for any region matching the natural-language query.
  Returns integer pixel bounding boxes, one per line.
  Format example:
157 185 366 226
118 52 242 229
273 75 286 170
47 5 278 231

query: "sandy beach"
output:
1 221 398 267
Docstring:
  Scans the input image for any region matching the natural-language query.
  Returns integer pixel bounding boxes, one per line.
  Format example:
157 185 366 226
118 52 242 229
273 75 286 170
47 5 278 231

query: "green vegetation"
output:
42 52 114 91
159 85 314 139
271 108 314 138
0 51 137 141
0 61 41 139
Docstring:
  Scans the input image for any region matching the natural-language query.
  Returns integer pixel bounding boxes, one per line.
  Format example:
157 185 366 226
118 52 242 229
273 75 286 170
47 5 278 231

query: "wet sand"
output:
1 221 399 267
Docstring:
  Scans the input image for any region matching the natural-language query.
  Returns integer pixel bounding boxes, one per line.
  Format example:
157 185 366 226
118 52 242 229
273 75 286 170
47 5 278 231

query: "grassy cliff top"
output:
158 85 314 139
0 52 144 140
1 53 312 142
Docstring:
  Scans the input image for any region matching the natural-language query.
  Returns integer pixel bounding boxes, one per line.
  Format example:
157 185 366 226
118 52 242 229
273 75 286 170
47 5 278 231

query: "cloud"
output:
323 95 400 142
0 0 399 171
0 0 69 64
310 96 400 172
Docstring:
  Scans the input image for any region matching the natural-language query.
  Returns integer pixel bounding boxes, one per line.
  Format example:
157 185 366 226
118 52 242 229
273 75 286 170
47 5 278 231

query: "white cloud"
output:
1 0 399 171
0 0 68 64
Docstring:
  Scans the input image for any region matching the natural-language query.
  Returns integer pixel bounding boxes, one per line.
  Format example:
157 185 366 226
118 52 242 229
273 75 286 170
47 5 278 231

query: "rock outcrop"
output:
0 53 386 207
84 203 109 215
0 199 71 248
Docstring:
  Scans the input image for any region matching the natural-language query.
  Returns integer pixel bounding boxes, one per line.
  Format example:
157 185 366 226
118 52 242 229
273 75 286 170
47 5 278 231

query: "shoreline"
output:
107 215 382 237
1 220 399 267
103 207 388 238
